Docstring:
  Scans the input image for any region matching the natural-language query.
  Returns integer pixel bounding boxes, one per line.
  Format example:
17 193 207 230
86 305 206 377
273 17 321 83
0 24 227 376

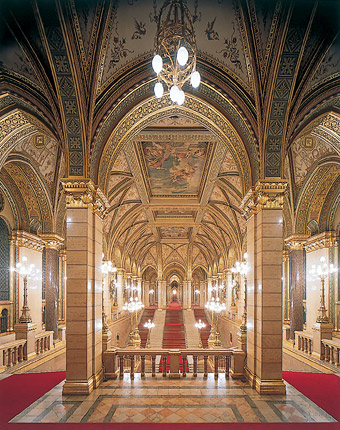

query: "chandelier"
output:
152 0 201 105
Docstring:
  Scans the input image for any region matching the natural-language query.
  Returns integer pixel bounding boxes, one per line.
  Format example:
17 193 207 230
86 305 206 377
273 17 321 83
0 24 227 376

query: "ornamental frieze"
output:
61 179 109 219
240 179 288 219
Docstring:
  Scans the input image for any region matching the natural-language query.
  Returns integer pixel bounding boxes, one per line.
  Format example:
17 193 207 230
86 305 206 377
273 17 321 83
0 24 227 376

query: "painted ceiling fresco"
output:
142 141 208 196
160 227 190 239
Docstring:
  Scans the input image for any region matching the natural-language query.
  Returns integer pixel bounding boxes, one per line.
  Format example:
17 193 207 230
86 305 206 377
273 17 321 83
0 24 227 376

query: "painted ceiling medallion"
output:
142 141 207 195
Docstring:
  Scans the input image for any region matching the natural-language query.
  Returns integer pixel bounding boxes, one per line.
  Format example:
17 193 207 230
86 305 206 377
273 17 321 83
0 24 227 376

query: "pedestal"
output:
169 350 181 378
312 322 333 360
102 329 112 353
14 322 37 359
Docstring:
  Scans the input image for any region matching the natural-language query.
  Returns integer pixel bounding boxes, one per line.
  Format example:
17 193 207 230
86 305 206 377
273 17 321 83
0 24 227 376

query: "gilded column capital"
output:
305 231 338 253
61 178 109 219
240 179 288 220
11 230 44 252
284 234 309 250
40 233 64 250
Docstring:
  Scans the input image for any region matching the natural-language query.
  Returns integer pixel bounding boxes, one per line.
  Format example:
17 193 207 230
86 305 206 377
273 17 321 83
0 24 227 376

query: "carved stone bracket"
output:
240 179 288 220
11 230 44 252
284 234 310 251
61 179 110 219
40 233 65 250
305 231 338 253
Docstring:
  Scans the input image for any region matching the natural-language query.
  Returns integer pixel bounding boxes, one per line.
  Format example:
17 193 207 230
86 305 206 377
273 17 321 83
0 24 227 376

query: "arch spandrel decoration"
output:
295 163 340 234
97 95 252 195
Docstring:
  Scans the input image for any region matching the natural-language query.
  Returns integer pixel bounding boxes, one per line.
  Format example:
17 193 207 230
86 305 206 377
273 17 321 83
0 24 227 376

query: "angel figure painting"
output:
142 141 207 195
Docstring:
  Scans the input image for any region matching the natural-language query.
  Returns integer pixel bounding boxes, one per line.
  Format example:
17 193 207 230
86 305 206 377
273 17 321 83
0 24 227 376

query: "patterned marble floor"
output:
11 374 336 424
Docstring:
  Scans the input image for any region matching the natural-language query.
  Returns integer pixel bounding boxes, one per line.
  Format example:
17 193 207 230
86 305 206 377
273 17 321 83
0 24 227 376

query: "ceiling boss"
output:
152 0 201 105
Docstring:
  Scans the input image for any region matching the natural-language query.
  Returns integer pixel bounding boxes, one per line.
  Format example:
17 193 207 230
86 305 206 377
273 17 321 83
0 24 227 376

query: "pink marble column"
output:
41 234 64 342
284 235 309 340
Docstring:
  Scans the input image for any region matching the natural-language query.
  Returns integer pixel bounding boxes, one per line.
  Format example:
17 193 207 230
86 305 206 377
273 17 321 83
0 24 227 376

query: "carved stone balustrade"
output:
103 347 245 381
0 339 27 371
294 331 313 355
321 339 340 366
35 331 53 355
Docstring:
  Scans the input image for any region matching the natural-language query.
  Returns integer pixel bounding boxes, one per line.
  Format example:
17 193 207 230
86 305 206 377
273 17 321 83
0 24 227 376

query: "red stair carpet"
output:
193 308 211 348
162 302 186 349
138 308 156 348
283 371 340 421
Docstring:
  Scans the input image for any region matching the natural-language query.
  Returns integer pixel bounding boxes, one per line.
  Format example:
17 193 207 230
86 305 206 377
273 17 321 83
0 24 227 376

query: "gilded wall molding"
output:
240 179 288 220
11 230 45 252
40 233 64 250
305 231 338 253
284 234 310 250
61 179 110 219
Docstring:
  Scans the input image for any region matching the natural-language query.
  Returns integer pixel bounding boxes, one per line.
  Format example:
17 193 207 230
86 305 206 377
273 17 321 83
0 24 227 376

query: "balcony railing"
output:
294 331 313 354
322 339 340 366
0 339 27 371
103 347 245 380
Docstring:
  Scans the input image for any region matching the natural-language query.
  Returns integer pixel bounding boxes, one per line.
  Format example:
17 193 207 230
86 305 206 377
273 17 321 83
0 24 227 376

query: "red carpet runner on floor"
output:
283 371 340 421
0 371 66 424
0 371 338 430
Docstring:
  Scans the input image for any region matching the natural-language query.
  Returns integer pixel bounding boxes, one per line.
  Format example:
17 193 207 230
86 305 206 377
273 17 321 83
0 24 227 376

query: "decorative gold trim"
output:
40 233 64 250
240 180 288 220
11 231 44 252
61 179 109 219
284 234 310 250
305 231 338 253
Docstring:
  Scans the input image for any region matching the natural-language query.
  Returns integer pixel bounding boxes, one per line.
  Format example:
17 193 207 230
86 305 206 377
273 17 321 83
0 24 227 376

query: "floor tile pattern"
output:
11 375 336 423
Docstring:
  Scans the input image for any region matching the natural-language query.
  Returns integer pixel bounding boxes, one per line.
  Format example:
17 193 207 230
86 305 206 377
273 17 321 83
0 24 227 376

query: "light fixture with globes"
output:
152 0 201 105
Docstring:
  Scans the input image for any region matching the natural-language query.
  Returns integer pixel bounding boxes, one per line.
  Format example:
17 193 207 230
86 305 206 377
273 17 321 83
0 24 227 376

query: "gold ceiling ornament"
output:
152 0 201 105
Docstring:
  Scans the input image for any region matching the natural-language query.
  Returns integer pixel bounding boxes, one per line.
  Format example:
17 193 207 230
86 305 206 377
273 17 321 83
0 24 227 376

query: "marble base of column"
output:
245 367 286 395
63 378 95 395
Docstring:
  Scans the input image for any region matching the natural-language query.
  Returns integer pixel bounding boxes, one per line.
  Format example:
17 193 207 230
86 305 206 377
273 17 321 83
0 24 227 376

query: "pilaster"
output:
61 179 109 395
240 179 287 395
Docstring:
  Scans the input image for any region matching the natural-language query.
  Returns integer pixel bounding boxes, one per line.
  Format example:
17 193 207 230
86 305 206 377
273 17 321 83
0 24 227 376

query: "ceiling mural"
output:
142 141 208 196
160 227 190 239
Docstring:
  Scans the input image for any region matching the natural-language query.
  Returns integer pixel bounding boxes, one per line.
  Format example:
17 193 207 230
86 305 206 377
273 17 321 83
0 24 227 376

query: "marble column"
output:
144 281 150 307
41 234 64 342
116 269 125 310
61 179 109 395
241 180 287 395
284 235 308 340
158 280 167 309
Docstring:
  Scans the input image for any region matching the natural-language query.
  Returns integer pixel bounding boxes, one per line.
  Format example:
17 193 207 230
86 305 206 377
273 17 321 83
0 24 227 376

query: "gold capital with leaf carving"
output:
284 234 310 251
61 179 110 219
240 179 288 220
40 233 64 250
